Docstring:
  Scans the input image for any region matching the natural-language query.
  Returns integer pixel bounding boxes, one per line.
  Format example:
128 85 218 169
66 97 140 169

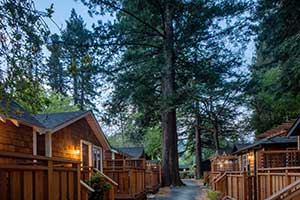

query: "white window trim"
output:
80 140 93 167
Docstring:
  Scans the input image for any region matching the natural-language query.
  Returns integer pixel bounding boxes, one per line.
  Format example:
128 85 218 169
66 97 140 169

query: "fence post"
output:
75 163 81 200
267 169 272 197
48 160 54 200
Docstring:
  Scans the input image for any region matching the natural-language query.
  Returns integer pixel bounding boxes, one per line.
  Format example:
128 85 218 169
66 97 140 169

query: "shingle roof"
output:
257 119 296 138
233 136 298 154
116 147 144 159
0 99 44 128
231 143 251 153
288 117 300 136
34 110 88 129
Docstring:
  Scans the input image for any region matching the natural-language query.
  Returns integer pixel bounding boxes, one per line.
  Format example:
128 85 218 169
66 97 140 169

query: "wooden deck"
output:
0 151 117 200
103 159 147 200
0 150 81 200
210 150 300 200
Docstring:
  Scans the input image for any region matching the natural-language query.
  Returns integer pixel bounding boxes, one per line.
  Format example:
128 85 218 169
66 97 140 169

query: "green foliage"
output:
207 190 221 200
249 0 300 133
40 92 79 113
88 173 111 200
143 125 162 160
0 0 52 113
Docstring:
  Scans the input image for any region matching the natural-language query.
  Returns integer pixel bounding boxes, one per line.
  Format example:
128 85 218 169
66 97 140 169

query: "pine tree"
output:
61 9 98 110
46 34 66 94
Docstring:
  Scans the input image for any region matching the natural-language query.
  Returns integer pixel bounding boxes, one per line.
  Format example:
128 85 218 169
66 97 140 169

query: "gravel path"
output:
154 179 207 200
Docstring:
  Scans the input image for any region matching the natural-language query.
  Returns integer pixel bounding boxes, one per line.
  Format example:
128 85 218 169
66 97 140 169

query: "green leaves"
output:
249 0 300 134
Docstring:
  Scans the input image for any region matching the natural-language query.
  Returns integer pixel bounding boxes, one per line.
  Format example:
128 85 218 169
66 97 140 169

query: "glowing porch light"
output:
74 149 80 155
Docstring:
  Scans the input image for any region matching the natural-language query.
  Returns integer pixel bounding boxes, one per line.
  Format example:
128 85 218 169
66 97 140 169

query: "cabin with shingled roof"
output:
209 118 300 200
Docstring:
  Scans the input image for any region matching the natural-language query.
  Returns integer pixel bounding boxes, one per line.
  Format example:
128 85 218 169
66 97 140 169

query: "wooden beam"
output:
33 130 37 156
10 119 19 127
45 132 52 157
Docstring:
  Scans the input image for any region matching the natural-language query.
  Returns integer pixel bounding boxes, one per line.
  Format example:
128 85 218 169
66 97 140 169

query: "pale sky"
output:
35 0 111 34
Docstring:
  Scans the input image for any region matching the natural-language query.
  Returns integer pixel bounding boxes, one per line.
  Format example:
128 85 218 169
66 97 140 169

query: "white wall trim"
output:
45 132 52 157
33 129 37 156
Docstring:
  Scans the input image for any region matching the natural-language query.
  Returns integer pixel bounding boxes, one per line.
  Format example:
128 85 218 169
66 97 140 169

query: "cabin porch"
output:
103 159 147 200
209 149 300 200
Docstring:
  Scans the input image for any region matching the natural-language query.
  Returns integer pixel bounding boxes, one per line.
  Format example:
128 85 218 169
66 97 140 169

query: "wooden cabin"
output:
0 100 116 200
103 146 161 199
209 119 300 200
103 147 147 200
105 148 128 160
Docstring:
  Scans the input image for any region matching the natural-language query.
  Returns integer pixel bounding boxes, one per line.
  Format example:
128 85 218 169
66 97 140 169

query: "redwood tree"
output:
82 0 250 186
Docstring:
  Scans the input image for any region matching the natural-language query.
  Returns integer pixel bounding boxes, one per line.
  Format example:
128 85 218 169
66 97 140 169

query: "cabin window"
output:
241 155 247 171
37 134 46 156
93 146 103 172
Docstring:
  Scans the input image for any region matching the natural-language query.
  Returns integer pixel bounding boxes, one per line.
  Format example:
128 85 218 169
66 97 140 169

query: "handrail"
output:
261 150 300 154
265 179 300 200
80 180 95 192
93 168 118 186
209 172 221 183
213 172 227 184
258 166 300 171
0 150 81 163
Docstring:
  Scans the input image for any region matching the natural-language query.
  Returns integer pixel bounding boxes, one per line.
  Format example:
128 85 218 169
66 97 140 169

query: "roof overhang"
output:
287 117 300 136
0 114 47 133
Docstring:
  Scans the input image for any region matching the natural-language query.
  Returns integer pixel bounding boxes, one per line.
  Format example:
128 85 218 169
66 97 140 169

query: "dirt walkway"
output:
153 179 208 200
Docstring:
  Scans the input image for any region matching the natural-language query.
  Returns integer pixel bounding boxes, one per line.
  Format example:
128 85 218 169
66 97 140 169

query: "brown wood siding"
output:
51 118 102 160
0 121 33 154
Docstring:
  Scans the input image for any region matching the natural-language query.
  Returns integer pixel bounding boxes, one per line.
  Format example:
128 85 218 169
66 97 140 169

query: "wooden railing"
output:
258 150 300 168
266 179 300 200
257 167 300 200
80 166 117 200
103 159 146 199
104 159 146 169
210 171 254 200
210 155 239 172
145 163 161 193
0 150 81 200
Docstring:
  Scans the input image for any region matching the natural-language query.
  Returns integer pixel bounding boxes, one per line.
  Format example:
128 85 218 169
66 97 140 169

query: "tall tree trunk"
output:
213 124 220 154
80 78 84 110
73 74 78 105
195 114 202 179
161 3 182 186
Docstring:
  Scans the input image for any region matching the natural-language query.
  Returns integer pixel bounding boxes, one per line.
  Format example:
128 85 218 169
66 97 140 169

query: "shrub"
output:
207 190 221 200
88 173 112 200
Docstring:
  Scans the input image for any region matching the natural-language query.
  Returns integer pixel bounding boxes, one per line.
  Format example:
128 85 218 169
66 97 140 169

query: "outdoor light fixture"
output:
74 149 80 155
248 154 254 160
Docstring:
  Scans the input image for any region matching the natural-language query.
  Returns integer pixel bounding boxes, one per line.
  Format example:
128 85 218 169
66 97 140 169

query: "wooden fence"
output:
257 167 300 199
210 171 254 200
103 159 146 200
145 163 161 193
0 150 81 200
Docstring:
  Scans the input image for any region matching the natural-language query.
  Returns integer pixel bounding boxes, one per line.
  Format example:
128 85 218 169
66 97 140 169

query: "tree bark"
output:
195 114 202 179
161 3 182 186
213 123 220 154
